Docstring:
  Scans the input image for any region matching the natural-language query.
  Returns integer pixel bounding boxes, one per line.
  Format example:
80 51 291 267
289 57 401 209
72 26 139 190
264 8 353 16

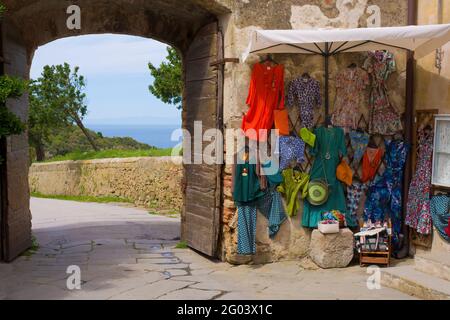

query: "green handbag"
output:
307 156 330 206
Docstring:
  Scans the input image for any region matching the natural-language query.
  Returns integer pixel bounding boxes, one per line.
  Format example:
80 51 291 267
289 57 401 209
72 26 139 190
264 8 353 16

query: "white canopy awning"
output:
242 24 450 61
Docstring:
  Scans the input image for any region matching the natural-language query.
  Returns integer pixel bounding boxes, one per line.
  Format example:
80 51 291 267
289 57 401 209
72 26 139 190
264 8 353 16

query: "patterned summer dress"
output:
363 51 403 135
287 76 321 129
331 67 369 130
364 139 409 250
406 131 434 235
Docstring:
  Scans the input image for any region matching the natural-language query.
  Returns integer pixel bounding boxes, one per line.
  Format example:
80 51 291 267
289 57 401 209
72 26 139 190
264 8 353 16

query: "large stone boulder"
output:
309 228 354 269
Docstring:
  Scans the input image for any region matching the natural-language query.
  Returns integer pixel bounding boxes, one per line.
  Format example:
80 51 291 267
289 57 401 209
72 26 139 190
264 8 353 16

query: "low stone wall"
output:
29 157 183 212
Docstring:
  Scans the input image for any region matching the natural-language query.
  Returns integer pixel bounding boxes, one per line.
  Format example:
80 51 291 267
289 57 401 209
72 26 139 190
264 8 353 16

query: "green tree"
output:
29 63 98 161
148 47 183 109
0 2 27 164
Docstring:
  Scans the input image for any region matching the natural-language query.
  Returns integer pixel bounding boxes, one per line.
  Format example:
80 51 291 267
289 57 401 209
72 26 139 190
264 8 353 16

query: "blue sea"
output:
87 124 182 148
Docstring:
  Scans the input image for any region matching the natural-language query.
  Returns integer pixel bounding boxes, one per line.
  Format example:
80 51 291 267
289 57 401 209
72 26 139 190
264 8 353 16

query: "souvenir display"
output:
234 52 439 261
322 210 346 227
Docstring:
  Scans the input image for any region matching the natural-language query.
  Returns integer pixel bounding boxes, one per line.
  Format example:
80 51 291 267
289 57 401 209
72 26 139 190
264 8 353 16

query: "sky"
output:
30 34 182 126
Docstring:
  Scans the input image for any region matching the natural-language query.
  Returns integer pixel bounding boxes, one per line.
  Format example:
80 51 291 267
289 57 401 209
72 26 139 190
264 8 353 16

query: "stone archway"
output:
0 0 230 261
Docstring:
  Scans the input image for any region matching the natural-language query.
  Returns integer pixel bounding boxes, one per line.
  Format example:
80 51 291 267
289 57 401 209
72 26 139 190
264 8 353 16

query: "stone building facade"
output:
1 0 448 263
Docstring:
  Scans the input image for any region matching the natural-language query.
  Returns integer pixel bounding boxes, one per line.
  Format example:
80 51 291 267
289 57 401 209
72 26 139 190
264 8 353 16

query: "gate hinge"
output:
210 58 240 67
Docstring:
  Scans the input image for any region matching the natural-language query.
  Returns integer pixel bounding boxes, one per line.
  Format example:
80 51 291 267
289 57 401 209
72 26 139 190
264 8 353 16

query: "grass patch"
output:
42 147 180 162
148 209 180 218
175 241 189 249
22 235 39 257
31 192 133 204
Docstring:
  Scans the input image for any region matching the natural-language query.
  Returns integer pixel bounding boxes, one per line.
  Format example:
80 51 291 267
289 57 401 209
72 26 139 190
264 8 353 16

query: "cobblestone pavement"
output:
0 198 414 300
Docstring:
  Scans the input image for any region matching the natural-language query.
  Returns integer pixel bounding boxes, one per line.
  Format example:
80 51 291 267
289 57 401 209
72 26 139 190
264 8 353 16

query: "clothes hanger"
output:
393 133 404 141
301 72 311 78
368 136 378 148
260 54 278 65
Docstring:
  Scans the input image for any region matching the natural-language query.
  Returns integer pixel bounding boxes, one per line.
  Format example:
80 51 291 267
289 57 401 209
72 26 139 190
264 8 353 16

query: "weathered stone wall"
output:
219 0 409 263
412 0 450 259
29 157 183 212
415 0 450 114
1 17 32 261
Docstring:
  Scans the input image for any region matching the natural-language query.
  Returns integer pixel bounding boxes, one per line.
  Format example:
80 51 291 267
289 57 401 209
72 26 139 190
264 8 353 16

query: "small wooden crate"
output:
359 234 391 267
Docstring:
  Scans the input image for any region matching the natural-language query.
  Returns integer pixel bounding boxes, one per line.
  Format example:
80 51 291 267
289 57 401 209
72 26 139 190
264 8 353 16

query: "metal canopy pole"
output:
396 0 417 259
324 42 330 125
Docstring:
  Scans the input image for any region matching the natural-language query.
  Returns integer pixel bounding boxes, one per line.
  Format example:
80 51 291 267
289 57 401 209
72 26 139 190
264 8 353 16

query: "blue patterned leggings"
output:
237 190 287 255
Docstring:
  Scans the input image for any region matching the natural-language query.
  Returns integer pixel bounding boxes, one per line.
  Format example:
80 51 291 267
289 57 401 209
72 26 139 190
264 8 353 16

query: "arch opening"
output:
0 0 226 261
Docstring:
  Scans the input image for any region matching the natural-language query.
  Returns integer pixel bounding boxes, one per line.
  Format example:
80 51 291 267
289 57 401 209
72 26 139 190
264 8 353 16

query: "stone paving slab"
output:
0 198 417 300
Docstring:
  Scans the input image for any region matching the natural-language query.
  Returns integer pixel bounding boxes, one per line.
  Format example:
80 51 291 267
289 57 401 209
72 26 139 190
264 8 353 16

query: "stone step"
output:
381 265 450 300
415 253 450 282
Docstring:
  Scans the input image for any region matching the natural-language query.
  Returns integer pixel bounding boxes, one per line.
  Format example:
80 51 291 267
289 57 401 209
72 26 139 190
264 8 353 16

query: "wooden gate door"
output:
182 22 223 257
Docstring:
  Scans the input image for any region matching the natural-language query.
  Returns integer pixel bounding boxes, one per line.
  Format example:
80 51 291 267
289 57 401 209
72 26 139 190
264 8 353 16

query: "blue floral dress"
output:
364 139 409 248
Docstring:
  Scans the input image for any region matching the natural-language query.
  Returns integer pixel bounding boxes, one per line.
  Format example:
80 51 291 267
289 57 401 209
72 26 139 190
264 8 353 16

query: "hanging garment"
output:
364 139 409 248
405 131 434 235
302 127 356 228
232 157 263 255
235 160 287 255
363 51 403 135
237 206 257 255
232 160 265 205
361 147 384 183
446 218 450 238
257 188 287 238
278 135 306 170
347 182 368 227
287 76 321 129
349 130 369 168
242 63 285 141
277 168 309 217
331 67 369 130
259 161 287 237
430 195 450 243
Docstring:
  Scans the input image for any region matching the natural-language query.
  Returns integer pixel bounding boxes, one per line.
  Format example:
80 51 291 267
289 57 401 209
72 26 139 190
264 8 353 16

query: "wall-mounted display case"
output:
432 115 450 188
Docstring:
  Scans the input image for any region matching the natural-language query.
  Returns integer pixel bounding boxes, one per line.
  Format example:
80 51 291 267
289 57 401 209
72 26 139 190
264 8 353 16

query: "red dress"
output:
242 63 285 141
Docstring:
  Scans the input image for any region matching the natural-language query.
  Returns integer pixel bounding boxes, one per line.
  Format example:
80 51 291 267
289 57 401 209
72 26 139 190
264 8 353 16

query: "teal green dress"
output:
302 127 355 228
233 161 265 205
